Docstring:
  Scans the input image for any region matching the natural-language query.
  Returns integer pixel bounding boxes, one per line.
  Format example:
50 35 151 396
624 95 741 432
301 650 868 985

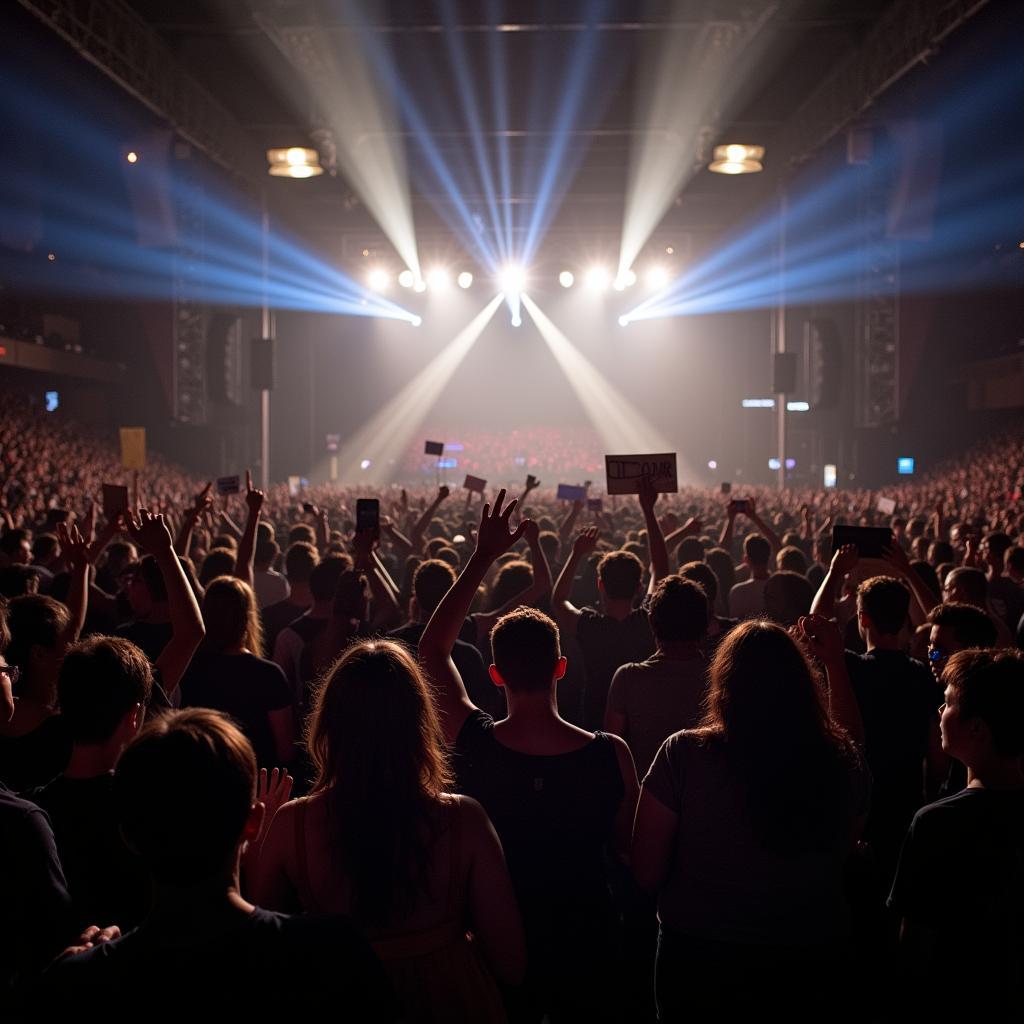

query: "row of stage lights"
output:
367 264 672 294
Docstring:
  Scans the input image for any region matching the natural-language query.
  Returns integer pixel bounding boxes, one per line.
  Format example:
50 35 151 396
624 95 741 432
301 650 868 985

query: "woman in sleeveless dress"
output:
249 639 525 1022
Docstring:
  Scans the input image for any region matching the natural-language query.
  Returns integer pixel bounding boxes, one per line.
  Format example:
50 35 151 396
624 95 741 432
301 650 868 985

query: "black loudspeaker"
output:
804 318 843 410
772 352 798 394
251 337 275 390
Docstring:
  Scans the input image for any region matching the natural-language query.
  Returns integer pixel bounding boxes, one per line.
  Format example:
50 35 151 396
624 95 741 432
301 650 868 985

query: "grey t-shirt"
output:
606 651 707 777
642 730 867 944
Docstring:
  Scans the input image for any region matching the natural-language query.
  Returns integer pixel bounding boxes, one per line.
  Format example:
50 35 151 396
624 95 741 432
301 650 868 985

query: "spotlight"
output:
360 459 372 470
125 151 138 164
708 460 718 470
584 266 611 292
645 266 669 290
559 270 575 288
457 271 473 289
511 315 522 327
367 268 389 291
410 315 422 327
708 144 764 175
498 265 527 293
613 269 637 291
413 278 427 293
398 269 415 288
426 267 450 291
266 147 325 178
618 316 629 327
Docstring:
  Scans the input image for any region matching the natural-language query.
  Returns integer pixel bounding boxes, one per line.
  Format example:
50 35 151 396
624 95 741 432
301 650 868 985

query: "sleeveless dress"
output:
291 797 506 1023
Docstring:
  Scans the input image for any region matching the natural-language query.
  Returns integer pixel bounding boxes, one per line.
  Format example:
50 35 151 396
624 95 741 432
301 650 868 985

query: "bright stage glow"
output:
521 294 684 468
709 144 765 175
410 315 422 327
266 147 325 178
336 294 503 482
787 401 810 412
708 460 718 470
742 399 775 408
645 266 669 290
426 268 450 291
511 314 522 327
559 270 575 288
360 459 372 470
584 266 611 292
125 151 138 164
413 278 427 293
367 268 389 291
498 265 527 293
618 316 629 327
612 269 637 291
457 271 474 289
398 270 415 288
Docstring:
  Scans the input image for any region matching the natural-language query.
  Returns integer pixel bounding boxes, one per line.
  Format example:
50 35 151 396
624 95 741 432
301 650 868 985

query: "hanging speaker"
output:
250 337 275 390
772 352 798 394
804 318 843 409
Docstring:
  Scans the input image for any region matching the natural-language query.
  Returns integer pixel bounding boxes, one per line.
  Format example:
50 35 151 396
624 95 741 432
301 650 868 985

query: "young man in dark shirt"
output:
888 649 1024 1014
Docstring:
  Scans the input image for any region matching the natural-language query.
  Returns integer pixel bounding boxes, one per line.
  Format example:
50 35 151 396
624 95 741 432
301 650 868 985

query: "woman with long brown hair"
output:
631 616 867 1021
249 639 525 1022
179 576 294 769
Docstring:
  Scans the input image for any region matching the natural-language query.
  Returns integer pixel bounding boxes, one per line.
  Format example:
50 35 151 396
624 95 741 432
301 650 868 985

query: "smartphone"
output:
302 502 315 514
831 524 894 558
356 498 379 532
732 499 748 514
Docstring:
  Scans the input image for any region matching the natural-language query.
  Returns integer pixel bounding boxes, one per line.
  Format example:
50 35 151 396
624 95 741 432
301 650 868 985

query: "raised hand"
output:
522 518 541 545
681 515 702 537
881 540 912 577
573 526 600 557
830 543 859 577
192 481 213 516
125 508 174 557
244 470 264 515
60 924 121 958
797 614 845 666
524 474 540 494
57 521 90 570
638 476 658 514
473 488 527 562
437 485 450 502
256 767 293 839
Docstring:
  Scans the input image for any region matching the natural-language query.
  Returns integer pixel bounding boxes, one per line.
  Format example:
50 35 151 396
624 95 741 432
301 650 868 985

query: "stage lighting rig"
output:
497 265 527 293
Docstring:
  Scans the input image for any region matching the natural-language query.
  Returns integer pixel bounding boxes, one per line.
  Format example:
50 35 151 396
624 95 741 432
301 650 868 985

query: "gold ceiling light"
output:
708 143 765 175
266 147 324 178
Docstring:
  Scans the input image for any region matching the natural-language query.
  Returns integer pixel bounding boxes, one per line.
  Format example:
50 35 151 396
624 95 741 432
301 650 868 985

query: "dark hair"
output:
115 708 256 884
306 640 452 926
0 528 30 558
677 537 704 566
943 649 1024 757
763 571 813 626
310 555 352 602
198 548 235 588
490 607 561 692
7 595 69 669
254 538 279 568
202 577 264 657
412 559 457 617
598 550 644 600
487 560 533 612
928 602 998 649
58 636 153 743
32 533 59 563
288 524 316 547
678 560 718 603
743 533 771 568
648 575 709 644
944 567 987 606
698 620 861 852
1006 545 1024 576
857 576 911 636
983 531 1013 562
433 546 461 571
910 561 941 603
284 541 319 583
928 540 954 566
705 548 736 606
0 565 37 598
777 546 808 575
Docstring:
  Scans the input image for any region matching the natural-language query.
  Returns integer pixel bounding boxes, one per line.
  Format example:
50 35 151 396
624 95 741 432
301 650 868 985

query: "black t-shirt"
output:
0 786 74 992
180 653 292 768
261 598 309 654
888 787 1024 1006
38 907 400 1020
844 648 938 864
33 773 150 932
455 710 623 942
114 620 173 665
576 606 655 729
389 622 505 719
0 714 72 794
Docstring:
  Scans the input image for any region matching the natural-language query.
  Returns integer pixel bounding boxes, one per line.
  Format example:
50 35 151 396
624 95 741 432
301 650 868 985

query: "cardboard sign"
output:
604 453 678 496
424 440 444 456
557 483 586 502
119 427 146 470
102 484 130 521
216 475 240 496
287 475 301 497
876 496 897 516
463 474 487 493
587 497 603 512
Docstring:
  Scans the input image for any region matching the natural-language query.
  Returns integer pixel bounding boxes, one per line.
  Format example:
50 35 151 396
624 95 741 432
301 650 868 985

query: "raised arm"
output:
234 470 264 589
175 482 212 557
638 477 668 592
810 544 859 619
126 509 205 696
380 515 414 562
745 497 782 554
718 501 738 551
351 528 401 631
551 527 599 640
880 542 938 620
56 521 90 645
663 516 701 555
798 613 865 748
420 489 527 745
558 499 583 552
410 485 449 555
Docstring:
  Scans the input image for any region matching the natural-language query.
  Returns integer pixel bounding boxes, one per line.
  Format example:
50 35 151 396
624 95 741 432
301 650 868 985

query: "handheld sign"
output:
216 475 241 496
102 484 130 521
876 496 897 516
587 497 603 512
119 427 146 470
557 483 586 502
463 474 487 493
424 440 444 457
605 453 678 496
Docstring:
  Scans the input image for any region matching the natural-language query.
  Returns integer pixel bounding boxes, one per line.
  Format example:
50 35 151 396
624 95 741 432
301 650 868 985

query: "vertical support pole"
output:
260 198 271 493
776 187 788 492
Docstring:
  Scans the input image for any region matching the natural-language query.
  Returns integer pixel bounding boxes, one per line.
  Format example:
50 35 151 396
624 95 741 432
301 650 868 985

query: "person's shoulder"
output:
455 707 495 749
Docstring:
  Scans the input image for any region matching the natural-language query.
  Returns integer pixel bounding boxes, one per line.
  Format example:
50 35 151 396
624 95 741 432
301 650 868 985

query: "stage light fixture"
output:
511 314 523 327
410 315 422 327
645 266 669 289
585 266 611 292
708 144 764 175
618 316 629 327
708 460 718 470
360 459 372 470
126 151 138 164
613 269 638 291
266 147 325 178
559 271 575 288
498 265 527 293
457 271 473 289
413 278 427 293
426 268 450 291
398 270 415 288
367 268 389 291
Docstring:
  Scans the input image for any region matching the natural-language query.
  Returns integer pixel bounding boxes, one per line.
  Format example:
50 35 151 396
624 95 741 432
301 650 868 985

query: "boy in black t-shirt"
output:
888 648 1024 1013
